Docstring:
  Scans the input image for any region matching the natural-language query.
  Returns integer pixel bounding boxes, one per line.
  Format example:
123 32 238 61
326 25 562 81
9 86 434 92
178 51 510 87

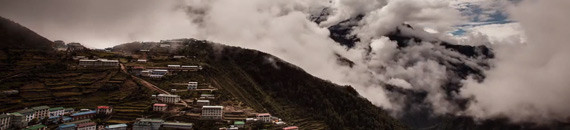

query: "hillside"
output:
0 17 153 122
0 17 405 129
113 39 406 129
0 17 53 50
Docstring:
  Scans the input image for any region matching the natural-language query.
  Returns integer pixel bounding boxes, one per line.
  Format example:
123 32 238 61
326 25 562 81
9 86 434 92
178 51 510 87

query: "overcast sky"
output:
0 0 196 48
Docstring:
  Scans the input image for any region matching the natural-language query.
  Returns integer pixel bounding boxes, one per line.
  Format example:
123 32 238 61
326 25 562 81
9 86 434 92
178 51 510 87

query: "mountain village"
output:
0 40 299 130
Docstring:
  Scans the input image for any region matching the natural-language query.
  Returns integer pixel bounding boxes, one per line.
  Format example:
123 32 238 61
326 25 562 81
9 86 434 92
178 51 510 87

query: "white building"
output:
32 106 50 119
0 114 11 130
181 65 201 70
256 113 272 123
167 65 181 68
188 82 198 90
157 94 181 104
150 69 168 75
105 124 127 130
200 94 215 99
149 75 164 79
79 59 119 67
201 106 223 120
133 119 164 130
49 107 65 117
17 109 35 122
172 56 186 59
153 104 167 112
195 100 210 107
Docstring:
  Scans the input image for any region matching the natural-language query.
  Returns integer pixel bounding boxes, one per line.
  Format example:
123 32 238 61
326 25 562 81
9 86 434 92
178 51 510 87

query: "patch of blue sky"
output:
450 2 514 36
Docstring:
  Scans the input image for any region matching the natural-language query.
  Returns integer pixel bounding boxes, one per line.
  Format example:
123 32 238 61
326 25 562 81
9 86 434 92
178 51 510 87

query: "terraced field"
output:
0 69 122 112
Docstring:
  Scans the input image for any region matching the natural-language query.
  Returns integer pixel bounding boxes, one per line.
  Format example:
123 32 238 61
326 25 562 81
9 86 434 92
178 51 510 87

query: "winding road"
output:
120 63 188 107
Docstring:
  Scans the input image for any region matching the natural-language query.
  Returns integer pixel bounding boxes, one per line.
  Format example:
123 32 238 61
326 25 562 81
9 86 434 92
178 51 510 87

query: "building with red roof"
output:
283 126 299 130
153 104 167 112
77 122 96 130
256 113 272 123
96 106 112 115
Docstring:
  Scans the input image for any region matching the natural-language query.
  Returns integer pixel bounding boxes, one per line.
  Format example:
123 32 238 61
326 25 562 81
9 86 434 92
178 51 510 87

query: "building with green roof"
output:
49 107 65 117
17 109 36 122
8 112 27 128
162 122 193 129
23 124 47 130
234 121 245 128
31 106 50 119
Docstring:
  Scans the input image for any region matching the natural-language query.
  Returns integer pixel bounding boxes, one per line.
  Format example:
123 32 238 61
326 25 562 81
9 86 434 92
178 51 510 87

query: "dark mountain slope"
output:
153 40 407 129
0 16 53 50
0 17 149 118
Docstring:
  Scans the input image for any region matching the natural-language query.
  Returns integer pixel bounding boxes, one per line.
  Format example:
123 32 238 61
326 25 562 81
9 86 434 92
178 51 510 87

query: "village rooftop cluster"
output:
0 40 299 130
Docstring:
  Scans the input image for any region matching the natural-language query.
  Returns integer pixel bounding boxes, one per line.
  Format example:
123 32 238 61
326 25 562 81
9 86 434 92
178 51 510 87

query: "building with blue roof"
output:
57 124 76 130
70 111 96 121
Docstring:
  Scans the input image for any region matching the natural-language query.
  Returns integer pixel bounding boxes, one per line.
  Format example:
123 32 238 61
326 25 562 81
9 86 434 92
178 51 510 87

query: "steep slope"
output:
0 17 151 116
201 45 405 129
0 16 53 50
116 40 406 129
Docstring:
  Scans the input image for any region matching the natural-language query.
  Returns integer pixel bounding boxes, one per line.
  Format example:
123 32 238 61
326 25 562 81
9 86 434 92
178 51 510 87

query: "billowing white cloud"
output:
461 0 570 123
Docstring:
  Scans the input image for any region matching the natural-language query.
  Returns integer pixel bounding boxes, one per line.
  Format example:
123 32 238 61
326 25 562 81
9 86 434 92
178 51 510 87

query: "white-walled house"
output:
157 94 181 104
201 106 223 120
188 82 198 90
49 107 65 117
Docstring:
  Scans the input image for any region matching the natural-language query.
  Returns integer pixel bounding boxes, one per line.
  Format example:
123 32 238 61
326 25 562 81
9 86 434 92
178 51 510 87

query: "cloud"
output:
2 0 567 124
460 0 570 123
0 0 198 48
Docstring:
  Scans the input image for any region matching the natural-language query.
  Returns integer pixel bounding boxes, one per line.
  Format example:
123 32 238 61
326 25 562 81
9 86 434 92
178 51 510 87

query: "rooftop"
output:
202 106 223 109
58 124 76 128
106 124 127 128
71 110 96 116
32 105 50 110
77 122 96 127
257 113 271 116
10 112 22 116
139 118 164 123
49 107 65 111
283 126 299 130
234 121 245 125
163 122 193 126
97 106 111 109
23 124 47 130
158 94 180 97
18 109 35 114
49 116 60 119
153 103 167 107
197 100 210 103
200 94 214 97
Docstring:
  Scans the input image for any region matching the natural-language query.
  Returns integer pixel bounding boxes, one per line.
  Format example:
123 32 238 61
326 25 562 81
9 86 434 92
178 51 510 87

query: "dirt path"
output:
120 63 189 107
